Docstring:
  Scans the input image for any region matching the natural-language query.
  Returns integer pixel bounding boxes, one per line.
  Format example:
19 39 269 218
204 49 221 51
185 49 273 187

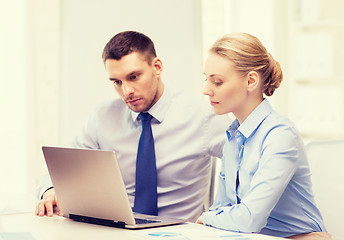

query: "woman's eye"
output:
212 79 223 86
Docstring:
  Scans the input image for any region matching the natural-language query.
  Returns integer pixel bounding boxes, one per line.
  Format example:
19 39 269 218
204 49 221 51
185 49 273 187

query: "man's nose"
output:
122 82 134 97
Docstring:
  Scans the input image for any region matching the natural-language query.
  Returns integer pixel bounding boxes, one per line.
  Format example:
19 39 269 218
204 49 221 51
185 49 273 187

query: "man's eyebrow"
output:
127 70 141 76
108 70 142 81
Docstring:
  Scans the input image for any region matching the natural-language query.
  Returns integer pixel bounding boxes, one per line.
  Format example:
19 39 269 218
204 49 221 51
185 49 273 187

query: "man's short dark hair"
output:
102 31 157 64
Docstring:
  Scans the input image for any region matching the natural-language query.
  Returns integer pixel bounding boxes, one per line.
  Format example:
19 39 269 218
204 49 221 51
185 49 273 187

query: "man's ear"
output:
152 57 163 77
247 71 260 92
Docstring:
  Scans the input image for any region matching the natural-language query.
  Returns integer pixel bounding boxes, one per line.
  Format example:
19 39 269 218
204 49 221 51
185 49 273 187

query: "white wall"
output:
0 0 30 195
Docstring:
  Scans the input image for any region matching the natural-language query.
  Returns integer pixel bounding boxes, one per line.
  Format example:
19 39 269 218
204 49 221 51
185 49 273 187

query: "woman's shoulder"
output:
259 110 302 146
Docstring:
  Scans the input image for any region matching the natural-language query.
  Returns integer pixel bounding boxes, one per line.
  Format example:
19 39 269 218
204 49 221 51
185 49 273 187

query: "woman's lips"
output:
210 101 219 106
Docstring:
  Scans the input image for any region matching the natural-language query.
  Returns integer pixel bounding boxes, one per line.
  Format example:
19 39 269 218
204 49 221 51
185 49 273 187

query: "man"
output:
35 31 230 221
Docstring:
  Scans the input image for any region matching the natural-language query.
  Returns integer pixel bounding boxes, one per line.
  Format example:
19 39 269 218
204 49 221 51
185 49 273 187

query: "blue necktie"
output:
133 112 158 215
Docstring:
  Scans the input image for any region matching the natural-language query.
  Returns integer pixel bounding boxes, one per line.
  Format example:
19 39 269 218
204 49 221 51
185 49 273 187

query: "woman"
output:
197 33 330 239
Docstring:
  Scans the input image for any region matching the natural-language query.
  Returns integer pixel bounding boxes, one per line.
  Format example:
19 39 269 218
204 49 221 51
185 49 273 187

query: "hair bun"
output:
263 57 283 96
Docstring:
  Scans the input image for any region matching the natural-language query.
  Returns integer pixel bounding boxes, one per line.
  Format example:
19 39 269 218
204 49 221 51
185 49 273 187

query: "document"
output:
0 232 51 240
133 223 283 240
0 233 35 240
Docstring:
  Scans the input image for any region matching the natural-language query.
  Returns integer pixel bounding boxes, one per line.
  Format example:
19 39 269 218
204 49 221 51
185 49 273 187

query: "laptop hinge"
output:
70 214 126 228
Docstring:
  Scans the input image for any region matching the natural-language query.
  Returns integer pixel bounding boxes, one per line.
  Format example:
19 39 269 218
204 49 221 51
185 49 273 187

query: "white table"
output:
0 193 285 240
0 212 286 240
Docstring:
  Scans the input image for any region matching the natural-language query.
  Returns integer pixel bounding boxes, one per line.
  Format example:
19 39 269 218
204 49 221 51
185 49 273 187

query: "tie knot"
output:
139 112 153 122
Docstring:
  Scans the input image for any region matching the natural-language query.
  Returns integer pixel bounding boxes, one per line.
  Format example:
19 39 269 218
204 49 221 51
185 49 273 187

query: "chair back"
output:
306 139 344 240
204 156 218 210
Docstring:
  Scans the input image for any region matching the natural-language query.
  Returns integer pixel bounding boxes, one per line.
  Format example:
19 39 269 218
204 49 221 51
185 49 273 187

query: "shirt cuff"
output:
40 187 54 199
201 209 221 227
35 174 53 199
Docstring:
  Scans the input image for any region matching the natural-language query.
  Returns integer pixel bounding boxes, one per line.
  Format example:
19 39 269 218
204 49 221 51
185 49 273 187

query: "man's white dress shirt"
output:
38 87 230 221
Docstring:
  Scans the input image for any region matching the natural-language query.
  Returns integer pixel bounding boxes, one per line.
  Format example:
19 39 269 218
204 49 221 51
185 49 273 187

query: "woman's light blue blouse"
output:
201 99 326 238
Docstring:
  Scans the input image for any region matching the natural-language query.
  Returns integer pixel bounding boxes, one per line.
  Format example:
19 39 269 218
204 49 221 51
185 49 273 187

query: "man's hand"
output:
35 188 61 217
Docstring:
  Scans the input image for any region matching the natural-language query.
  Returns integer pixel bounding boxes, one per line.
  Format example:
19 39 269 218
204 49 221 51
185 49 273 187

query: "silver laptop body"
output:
42 146 185 229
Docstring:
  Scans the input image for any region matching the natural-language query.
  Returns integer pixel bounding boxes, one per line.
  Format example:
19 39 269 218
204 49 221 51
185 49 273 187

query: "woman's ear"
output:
247 71 260 92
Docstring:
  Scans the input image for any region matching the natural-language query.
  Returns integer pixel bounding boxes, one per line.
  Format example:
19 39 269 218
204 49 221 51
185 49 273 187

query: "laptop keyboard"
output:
135 218 161 224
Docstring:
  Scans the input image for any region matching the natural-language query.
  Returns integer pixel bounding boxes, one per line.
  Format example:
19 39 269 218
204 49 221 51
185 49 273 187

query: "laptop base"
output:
70 214 126 228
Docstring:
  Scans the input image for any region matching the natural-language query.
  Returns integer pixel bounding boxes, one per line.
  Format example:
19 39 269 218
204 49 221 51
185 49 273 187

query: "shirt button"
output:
241 145 244 149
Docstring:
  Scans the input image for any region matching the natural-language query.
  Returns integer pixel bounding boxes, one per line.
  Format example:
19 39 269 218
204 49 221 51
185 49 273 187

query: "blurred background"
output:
1 0 343 231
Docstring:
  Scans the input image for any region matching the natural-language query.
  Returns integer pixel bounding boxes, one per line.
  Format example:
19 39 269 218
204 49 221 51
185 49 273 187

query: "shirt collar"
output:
238 99 273 138
227 119 240 140
227 99 272 140
130 86 171 124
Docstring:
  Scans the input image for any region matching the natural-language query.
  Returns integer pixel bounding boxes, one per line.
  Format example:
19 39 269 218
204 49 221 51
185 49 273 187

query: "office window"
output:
288 0 344 139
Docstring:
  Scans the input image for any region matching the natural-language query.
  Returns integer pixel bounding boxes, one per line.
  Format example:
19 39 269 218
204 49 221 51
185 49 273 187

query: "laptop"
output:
41 146 186 229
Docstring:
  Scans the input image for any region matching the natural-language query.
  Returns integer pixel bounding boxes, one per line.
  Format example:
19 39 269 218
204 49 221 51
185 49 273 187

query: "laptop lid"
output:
42 146 185 229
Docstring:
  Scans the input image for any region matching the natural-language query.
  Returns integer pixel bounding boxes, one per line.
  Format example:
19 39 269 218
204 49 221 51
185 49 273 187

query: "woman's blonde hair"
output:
210 32 283 96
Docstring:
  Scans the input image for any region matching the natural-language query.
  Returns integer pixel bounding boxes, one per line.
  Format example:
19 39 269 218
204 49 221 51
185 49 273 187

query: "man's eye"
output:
129 75 138 80
214 81 222 86
113 80 122 86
